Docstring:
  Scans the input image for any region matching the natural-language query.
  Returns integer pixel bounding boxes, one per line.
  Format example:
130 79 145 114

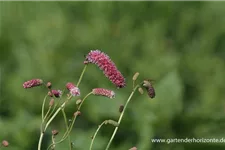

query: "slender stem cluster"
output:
22 50 153 150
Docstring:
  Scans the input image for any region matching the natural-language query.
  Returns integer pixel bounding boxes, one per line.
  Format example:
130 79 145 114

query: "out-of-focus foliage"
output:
0 1 225 150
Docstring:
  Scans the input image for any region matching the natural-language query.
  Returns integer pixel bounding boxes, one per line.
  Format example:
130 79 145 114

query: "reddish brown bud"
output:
52 130 59 136
46 82 52 89
48 90 62 98
23 79 43 88
49 98 54 106
1 140 9 147
129 147 137 150
119 105 124 113
74 111 81 117
142 80 155 98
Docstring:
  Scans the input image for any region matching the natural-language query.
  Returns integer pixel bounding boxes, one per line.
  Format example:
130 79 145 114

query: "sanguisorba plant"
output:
23 50 155 150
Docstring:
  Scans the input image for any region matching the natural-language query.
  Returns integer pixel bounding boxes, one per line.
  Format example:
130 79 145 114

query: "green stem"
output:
78 92 93 110
39 65 87 150
47 116 76 150
41 94 48 120
51 135 56 150
90 121 106 150
61 109 72 150
77 65 87 87
105 85 139 150
46 92 92 150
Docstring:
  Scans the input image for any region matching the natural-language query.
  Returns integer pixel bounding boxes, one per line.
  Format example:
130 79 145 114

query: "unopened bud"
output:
76 99 82 105
138 87 144 94
132 72 139 81
129 147 137 150
74 111 81 117
49 98 54 106
119 105 124 113
46 82 52 89
2 140 9 147
52 130 59 136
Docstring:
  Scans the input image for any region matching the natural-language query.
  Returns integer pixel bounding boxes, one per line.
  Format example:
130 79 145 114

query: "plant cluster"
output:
21 50 155 150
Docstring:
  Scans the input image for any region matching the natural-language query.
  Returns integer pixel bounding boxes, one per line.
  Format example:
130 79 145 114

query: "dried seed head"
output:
66 82 80 96
142 80 155 98
74 111 81 117
92 88 115 99
147 85 155 98
85 50 126 88
132 72 139 81
23 79 43 88
1 140 9 147
52 130 59 136
138 87 144 94
129 147 137 150
119 105 124 113
46 82 52 89
49 98 54 106
49 90 62 98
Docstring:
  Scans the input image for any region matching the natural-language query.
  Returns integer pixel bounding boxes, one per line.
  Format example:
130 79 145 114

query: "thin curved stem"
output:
41 94 48 121
105 85 139 150
77 65 87 87
90 121 106 150
47 116 76 150
61 109 72 150
38 65 87 150
78 92 93 110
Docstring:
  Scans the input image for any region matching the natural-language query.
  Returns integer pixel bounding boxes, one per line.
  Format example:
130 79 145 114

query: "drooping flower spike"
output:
84 50 126 88
92 88 115 99
23 79 43 89
66 82 80 96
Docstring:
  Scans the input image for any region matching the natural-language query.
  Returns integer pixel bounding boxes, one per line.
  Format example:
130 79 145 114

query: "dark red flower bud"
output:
48 90 62 98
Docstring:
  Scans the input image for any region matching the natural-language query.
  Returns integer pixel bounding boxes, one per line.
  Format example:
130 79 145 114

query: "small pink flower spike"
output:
66 82 80 96
92 88 115 99
85 50 126 88
48 90 62 98
23 79 43 88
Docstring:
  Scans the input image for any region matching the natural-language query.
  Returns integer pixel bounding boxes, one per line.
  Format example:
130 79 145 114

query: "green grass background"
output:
1 1 225 150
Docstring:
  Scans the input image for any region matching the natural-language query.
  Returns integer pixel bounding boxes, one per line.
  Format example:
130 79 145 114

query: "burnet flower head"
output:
23 79 43 88
92 88 115 99
84 50 126 88
66 82 80 96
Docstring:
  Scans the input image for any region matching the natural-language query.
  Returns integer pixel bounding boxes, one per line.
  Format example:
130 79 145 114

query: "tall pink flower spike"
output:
84 50 126 88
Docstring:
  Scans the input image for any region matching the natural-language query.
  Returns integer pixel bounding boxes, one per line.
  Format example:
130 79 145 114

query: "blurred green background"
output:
1 1 225 150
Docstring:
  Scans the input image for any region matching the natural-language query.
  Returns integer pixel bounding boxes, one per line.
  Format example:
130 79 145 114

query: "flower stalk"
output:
105 85 139 150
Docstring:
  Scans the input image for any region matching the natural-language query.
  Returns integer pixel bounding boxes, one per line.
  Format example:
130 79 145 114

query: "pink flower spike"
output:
85 50 126 88
66 82 80 96
23 79 43 88
49 90 62 98
92 88 115 99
